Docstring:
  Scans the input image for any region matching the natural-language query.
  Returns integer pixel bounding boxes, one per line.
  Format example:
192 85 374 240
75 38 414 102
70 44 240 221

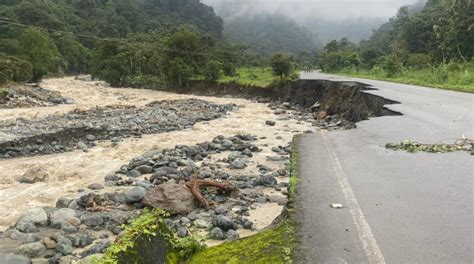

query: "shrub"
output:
204 60 221 81
378 55 403 77
406 53 432 69
0 54 33 84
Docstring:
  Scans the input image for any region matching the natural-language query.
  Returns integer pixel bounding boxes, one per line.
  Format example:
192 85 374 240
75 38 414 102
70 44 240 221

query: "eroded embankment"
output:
0 77 403 263
178 79 402 123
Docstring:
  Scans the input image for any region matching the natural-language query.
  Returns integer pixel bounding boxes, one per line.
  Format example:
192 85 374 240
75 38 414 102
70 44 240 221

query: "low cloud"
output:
202 0 422 22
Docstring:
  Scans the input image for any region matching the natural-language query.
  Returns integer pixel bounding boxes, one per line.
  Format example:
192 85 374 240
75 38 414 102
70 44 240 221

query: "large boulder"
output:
50 208 76 228
19 208 48 227
55 235 73 255
19 165 48 184
143 182 195 215
212 215 234 231
124 187 146 203
14 242 45 258
0 254 31 264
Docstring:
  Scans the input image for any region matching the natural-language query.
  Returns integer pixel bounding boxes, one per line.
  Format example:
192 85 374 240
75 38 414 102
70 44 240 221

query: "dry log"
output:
185 179 237 209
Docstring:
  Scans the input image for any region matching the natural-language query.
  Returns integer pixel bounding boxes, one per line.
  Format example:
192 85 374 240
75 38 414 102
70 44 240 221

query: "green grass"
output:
187 136 301 264
336 65 474 93
218 67 279 87
187 221 295 264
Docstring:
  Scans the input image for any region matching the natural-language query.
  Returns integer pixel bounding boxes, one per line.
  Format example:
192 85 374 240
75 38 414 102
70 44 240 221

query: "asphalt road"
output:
295 72 473 264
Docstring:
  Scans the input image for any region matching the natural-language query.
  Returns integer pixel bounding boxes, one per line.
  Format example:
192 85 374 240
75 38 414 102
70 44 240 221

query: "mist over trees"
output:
224 14 319 58
319 0 473 81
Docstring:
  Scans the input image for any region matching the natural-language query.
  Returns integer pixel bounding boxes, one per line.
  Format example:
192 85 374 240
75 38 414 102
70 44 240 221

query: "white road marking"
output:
321 130 386 264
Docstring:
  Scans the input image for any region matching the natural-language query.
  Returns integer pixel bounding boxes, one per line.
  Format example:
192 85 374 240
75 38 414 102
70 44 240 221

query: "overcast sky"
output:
202 0 422 22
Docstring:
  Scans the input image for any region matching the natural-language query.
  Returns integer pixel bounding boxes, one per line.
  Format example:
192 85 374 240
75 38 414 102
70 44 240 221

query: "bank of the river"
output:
0 76 401 263
0 77 317 263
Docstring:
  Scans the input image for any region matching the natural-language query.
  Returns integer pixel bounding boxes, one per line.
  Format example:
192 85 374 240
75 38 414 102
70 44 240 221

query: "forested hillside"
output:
223 14 319 59
0 0 242 87
318 0 473 91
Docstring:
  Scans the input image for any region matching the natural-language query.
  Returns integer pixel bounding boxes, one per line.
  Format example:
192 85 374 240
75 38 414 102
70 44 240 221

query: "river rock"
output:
104 174 119 182
209 227 225 240
80 239 110 258
16 219 38 233
221 140 233 149
50 209 76 228
20 208 48 226
212 215 234 231
226 230 240 241
87 183 104 190
124 186 146 203
19 165 49 184
0 254 31 264
14 242 45 258
80 213 104 227
265 120 276 126
142 182 195 215
55 236 73 255
85 135 96 141
194 219 209 229
256 175 277 187
56 197 72 208
135 165 153 174
61 222 78 233
126 170 141 178
43 237 57 249
230 160 246 169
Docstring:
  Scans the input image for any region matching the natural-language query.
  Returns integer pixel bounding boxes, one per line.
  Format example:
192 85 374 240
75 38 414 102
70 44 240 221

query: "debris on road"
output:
385 138 473 155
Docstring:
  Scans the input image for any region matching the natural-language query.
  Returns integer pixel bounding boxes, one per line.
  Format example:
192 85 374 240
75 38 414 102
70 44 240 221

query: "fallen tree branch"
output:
185 179 237 209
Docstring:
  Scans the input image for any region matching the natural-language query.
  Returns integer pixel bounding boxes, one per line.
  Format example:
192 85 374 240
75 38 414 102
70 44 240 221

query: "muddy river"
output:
0 77 314 239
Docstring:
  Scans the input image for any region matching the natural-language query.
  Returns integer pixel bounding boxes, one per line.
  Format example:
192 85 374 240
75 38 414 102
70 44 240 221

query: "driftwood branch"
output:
185 179 237 209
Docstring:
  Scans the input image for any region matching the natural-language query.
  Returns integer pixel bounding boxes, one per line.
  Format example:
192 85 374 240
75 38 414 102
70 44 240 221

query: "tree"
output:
204 60 221 81
269 52 293 81
167 58 193 87
0 54 33 84
17 29 60 82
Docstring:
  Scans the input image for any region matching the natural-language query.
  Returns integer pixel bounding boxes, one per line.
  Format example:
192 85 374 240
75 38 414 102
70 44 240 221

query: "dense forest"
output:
318 0 473 90
0 0 244 87
223 14 319 60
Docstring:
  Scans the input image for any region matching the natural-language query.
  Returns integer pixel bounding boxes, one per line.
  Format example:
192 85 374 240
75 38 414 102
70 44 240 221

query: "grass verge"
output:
187 136 301 264
334 66 474 93
218 68 278 88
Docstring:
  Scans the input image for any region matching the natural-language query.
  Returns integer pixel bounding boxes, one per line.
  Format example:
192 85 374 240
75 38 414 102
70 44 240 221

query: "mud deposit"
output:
0 99 234 159
0 85 73 109
0 76 400 262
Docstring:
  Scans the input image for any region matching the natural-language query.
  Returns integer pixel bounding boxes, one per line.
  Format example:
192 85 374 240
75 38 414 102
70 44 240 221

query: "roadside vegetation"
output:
99 208 204 264
218 67 277 87
316 0 473 93
337 63 474 93
218 53 299 87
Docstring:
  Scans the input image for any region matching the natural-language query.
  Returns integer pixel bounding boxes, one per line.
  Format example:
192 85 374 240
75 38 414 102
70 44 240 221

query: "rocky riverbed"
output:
1 134 293 263
0 99 234 159
0 76 358 263
0 84 74 109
